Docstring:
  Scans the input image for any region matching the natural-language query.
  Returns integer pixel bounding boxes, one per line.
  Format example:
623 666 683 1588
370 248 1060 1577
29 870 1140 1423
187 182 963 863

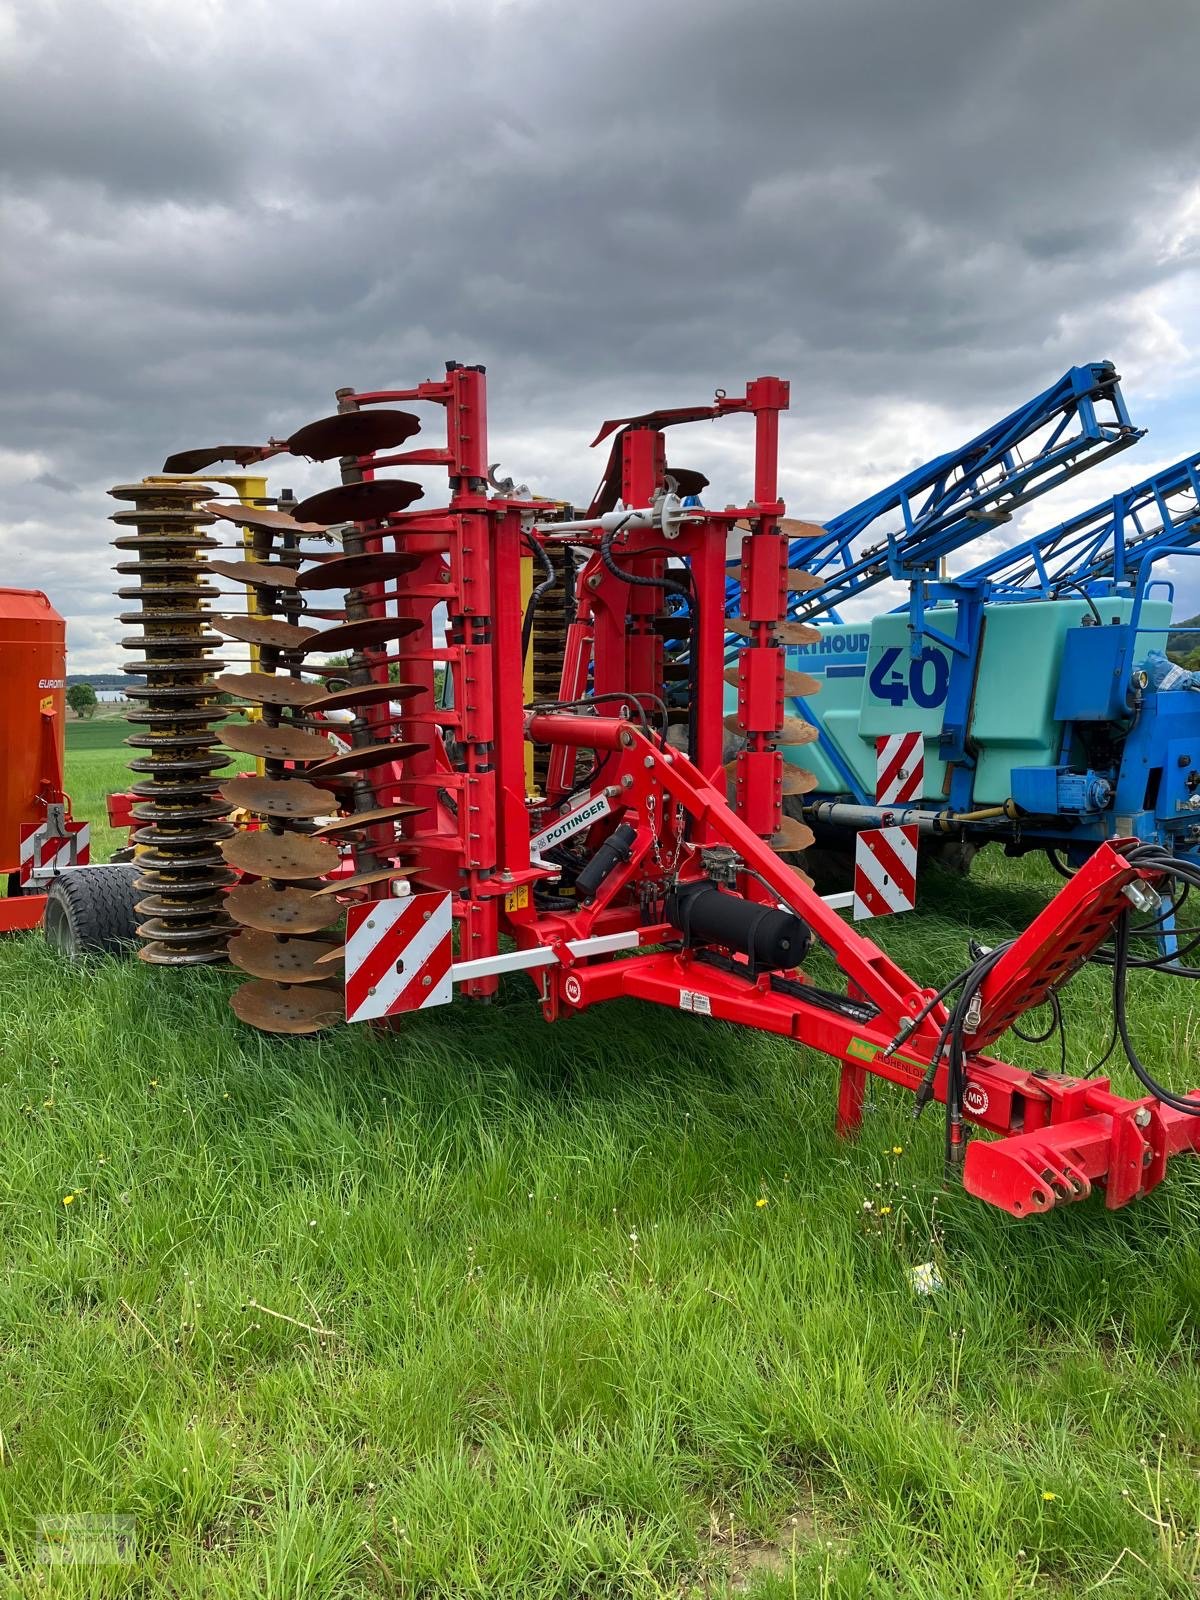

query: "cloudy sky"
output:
2 0 1199 670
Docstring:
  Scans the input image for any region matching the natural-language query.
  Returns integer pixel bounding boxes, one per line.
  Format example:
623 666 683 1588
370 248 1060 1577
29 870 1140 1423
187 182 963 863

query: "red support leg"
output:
836 1061 867 1136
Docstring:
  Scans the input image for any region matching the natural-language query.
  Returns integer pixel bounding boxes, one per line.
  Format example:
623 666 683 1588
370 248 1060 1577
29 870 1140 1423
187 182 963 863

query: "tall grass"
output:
0 726 1196 1596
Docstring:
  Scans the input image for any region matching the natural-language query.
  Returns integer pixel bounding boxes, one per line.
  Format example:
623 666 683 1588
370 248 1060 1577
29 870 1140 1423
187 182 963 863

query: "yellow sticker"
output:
504 884 530 912
40 695 54 713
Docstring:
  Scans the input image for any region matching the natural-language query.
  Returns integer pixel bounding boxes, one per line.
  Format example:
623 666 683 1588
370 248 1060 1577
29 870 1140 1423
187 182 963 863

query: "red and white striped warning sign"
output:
853 824 918 919
18 819 90 886
875 732 924 805
344 892 454 1023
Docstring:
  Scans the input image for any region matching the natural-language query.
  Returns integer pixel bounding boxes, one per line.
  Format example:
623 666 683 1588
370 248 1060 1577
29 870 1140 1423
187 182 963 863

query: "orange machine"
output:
0 588 89 932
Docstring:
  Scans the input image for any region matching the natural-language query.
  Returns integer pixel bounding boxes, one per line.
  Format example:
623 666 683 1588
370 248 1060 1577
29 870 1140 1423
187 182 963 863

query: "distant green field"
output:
0 736 1197 1597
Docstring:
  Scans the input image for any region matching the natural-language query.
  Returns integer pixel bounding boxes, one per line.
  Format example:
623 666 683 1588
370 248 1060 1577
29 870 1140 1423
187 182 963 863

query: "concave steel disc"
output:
220 829 340 881
117 584 219 602
295 551 422 591
212 614 317 651
722 666 822 699
307 741 428 780
215 672 324 708
777 519 826 541
124 730 219 751
723 714 819 746
302 615 423 655
770 815 816 855
780 767 820 797
110 531 218 551
225 881 341 934
137 914 235 944
161 445 265 474
135 893 228 919
726 564 822 593
133 867 238 895
230 980 343 1035
208 559 300 589
294 479 424 524
287 408 421 462
130 660 224 678
132 799 231 823
139 942 229 967
135 845 230 872
665 466 709 495
312 803 426 839
201 500 330 535
722 762 821 799
131 822 235 848
220 722 335 763
726 619 822 647
123 682 224 701
130 777 226 802
114 557 208 576
220 774 337 818
309 681 424 713
227 929 344 982
126 710 227 729
311 866 419 897
127 754 232 777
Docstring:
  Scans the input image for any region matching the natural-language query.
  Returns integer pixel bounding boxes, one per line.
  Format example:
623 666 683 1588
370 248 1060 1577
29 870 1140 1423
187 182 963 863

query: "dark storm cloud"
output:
1 0 1198 666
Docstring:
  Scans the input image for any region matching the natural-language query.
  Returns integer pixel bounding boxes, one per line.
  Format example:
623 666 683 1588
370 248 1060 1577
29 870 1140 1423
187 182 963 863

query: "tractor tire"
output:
43 866 140 961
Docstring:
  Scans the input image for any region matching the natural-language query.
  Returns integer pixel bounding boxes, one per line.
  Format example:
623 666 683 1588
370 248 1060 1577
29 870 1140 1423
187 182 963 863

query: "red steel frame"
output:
302 365 1199 1216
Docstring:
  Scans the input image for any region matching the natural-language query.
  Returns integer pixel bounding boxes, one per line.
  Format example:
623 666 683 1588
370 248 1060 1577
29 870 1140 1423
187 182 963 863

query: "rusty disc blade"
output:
161 445 265 474
723 714 819 745
295 551 423 591
771 815 816 854
215 672 324 708
777 716 819 746
227 929 344 982
727 564 823 594
208 558 300 589
777 518 826 540
220 721 336 763
220 774 337 818
726 619 822 646
230 979 343 1035
213 614 317 651
309 681 425 713
665 465 709 495
294 479 424 524
140 942 229 966
312 803 426 839
311 867 419 898
785 861 816 889
721 665 821 699
307 741 428 779
302 615 423 655
287 409 421 461
781 767 820 796
221 829 340 880
201 501 330 535
225 881 340 933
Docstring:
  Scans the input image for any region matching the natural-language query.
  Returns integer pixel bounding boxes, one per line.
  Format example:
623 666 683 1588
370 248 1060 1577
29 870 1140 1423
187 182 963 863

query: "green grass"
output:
0 727 1197 1596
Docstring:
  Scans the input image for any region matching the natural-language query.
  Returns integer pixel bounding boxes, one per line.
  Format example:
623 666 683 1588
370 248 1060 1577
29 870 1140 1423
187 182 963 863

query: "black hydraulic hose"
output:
599 524 699 760
521 532 558 663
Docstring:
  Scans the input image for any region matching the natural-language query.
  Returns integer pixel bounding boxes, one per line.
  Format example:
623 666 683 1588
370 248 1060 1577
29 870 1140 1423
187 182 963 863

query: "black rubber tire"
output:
43 865 140 961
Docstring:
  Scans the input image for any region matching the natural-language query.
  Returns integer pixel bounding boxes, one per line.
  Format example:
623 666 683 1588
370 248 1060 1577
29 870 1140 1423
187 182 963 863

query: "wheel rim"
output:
43 896 76 958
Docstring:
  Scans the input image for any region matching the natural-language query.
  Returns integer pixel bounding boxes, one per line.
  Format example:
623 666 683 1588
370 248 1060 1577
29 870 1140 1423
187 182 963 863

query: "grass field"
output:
1 723 1198 1597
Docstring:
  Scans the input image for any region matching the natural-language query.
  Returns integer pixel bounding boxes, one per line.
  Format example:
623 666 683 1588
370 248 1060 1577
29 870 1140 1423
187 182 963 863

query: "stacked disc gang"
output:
205 499 347 1036
109 480 236 963
156 405 435 1036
